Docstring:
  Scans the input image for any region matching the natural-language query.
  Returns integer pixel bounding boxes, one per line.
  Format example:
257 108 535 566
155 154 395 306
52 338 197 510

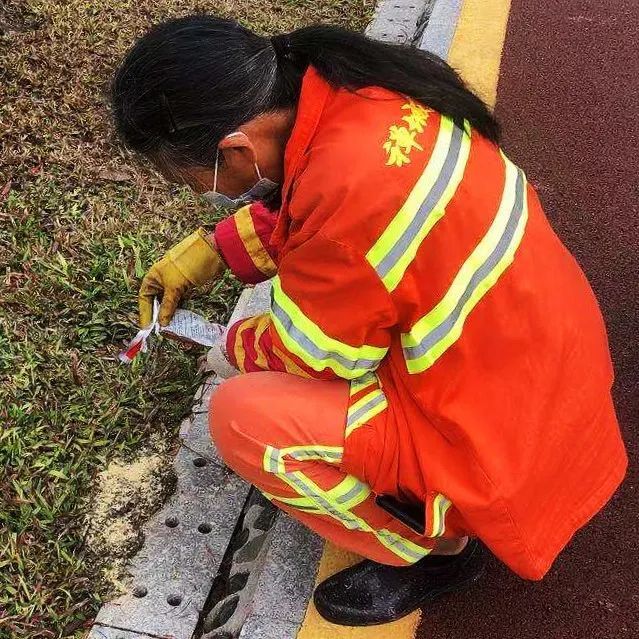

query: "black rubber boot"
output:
313 539 486 626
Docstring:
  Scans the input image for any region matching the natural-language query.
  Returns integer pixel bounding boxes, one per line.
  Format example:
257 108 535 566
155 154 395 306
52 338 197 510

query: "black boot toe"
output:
313 540 486 626
313 564 377 625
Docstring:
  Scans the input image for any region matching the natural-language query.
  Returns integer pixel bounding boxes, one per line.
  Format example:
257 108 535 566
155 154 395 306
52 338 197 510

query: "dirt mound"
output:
85 453 176 592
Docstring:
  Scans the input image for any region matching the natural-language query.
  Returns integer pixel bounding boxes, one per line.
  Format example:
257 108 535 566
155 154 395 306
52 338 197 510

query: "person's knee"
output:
209 375 247 467
209 373 276 471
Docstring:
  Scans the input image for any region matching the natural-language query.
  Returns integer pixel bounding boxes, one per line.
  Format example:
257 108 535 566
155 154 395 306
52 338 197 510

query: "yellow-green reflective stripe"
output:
367 117 471 292
349 372 378 396
283 471 361 530
261 491 319 511
380 124 470 292
345 389 388 438
287 447 343 465
347 389 382 423
264 448 366 509
402 155 528 374
279 471 430 563
263 445 344 474
327 476 371 510
271 277 387 379
264 447 430 564
377 529 432 562
367 117 454 269
263 445 285 474
431 494 452 537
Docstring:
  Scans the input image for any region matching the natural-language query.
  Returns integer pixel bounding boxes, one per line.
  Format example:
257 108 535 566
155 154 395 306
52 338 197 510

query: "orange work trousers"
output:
210 372 441 566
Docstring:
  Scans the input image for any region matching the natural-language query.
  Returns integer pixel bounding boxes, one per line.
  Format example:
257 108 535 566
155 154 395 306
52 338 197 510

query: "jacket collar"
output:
271 67 333 250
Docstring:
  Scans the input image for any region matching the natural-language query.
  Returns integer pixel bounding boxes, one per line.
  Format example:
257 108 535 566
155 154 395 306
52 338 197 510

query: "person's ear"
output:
218 132 257 172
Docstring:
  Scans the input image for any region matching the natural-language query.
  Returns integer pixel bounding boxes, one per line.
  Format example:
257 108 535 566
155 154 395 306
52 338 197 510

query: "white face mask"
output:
202 132 279 209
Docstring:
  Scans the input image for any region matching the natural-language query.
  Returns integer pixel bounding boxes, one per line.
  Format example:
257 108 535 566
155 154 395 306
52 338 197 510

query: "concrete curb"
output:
366 0 433 44
237 515 324 639
87 399 250 639
87 285 272 639
200 490 279 639
416 0 464 59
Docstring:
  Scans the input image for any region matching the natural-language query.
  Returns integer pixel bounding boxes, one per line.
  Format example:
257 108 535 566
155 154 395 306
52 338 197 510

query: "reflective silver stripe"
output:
265 447 280 473
284 473 359 529
375 124 465 279
434 496 452 536
335 481 367 505
271 297 383 371
404 168 526 361
289 449 343 462
347 393 387 427
377 530 428 562
278 470 431 563
349 372 377 395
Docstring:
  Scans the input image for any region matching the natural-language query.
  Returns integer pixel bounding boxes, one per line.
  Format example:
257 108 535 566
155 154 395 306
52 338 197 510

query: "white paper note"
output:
161 309 225 347
119 300 224 364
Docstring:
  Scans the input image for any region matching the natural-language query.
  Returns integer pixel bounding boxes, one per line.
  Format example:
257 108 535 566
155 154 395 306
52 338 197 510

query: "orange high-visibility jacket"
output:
214 67 627 579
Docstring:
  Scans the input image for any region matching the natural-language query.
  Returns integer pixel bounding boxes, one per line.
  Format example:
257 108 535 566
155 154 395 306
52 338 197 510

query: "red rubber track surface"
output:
417 2 638 637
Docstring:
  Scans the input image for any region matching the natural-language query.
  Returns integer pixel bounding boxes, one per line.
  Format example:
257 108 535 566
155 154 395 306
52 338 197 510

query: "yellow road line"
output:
448 0 513 108
297 544 422 639
296 2 512 637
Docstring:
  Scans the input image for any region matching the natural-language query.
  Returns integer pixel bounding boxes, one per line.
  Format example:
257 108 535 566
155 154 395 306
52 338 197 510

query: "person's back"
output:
269 69 627 578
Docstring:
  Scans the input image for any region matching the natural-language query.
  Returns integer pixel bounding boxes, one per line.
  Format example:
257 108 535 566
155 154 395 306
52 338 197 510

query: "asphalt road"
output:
417 2 638 637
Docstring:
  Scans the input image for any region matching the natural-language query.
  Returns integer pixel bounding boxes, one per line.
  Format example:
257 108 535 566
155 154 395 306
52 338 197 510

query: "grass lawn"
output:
0 1 374 637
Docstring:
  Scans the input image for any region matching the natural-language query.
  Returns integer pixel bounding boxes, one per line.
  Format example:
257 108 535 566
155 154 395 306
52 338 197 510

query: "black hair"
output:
112 15 499 170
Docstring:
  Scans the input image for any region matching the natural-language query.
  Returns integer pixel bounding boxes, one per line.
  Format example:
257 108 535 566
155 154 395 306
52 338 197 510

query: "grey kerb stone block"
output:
89 0 465 636
237 515 324 638
366 0 433 45
91 404 250 639
200 489 279 638
416 0 464 58
89 284 270 639
88 626 160 639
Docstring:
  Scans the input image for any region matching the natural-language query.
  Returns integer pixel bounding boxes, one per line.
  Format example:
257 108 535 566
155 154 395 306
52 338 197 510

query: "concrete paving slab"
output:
93 438 250 639
366 0 431 44
242 515 324 627
239 617 301 639
88 626 160 639
417 0 463 58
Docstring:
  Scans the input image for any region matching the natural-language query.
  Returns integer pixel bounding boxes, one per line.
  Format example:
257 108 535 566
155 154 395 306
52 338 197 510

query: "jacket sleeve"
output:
225 233 396 380
213 202 278 284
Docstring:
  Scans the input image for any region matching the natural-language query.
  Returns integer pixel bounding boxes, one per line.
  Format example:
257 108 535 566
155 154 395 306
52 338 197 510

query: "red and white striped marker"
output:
118 300 160 364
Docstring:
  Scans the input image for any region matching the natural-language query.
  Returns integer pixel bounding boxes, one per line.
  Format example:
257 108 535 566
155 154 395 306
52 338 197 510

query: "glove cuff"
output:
168 228 225 286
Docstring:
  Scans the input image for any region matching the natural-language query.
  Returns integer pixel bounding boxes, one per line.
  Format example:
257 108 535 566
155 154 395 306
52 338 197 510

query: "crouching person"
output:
112 16 627 626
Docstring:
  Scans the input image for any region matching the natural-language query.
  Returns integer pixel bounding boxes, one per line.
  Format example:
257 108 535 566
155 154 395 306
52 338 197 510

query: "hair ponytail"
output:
112 16 498 170
280 26 498 141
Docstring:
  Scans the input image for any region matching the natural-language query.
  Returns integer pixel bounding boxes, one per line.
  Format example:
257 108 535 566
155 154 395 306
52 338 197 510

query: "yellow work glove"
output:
138 228 224 327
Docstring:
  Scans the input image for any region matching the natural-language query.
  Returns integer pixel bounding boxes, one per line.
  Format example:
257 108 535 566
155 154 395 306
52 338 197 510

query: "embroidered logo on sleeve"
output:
383 101 430 167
